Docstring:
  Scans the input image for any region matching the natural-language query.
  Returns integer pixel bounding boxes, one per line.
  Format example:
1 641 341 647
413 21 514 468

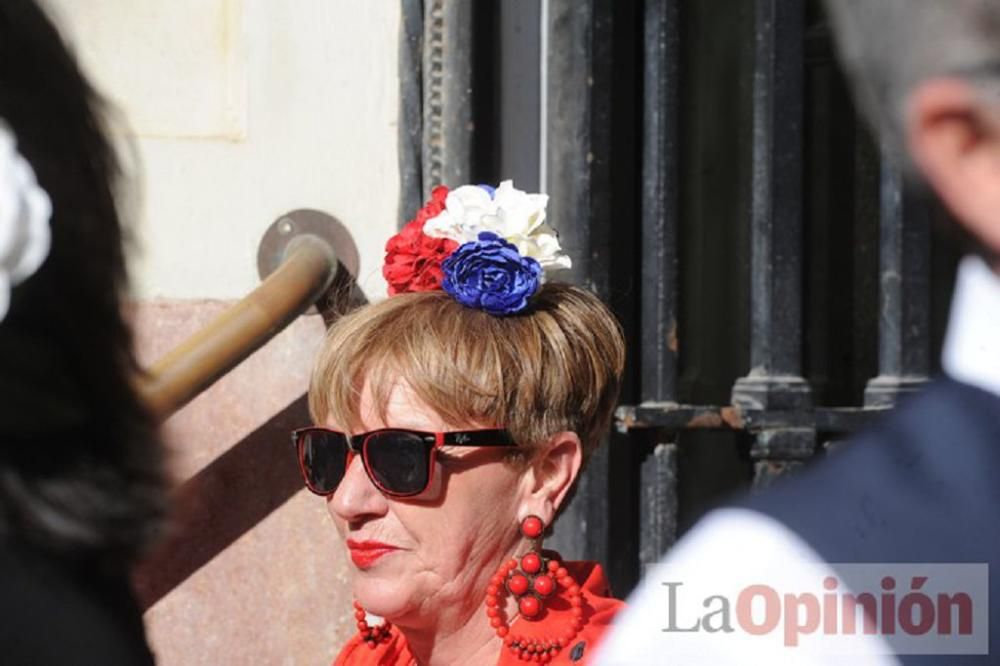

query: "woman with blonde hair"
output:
293 182 627 665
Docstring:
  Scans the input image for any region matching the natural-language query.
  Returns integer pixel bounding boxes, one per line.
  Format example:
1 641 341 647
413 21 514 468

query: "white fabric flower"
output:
422 184 496 242
0 123 52 321
422 179 572 273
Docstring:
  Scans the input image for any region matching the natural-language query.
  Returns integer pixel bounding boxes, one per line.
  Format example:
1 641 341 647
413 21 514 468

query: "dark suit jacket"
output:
746 378 1000 665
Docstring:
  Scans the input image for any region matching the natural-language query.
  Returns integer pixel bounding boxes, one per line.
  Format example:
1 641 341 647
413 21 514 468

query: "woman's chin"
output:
352 577 414 620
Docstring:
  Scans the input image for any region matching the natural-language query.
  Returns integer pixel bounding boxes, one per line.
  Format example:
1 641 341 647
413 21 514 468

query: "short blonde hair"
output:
309 283 625 464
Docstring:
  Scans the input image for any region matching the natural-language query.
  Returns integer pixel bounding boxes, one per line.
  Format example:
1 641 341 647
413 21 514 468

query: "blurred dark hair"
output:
0 0 165 563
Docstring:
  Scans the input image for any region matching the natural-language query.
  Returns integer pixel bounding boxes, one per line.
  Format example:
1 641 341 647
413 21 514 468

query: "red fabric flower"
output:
383 186 458 295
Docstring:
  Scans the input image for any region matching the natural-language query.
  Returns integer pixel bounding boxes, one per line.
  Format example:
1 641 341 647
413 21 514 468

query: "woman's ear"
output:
518 431 583 525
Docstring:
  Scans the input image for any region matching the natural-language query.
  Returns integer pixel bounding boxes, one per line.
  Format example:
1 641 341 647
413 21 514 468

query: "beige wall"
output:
49 0 399 300
43 0 401 662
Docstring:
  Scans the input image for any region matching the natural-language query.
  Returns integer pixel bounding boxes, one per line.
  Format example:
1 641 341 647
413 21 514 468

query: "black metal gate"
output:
399 0 961 597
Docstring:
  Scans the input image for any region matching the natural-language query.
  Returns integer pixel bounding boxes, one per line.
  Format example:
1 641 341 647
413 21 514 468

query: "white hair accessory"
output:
0 122 52 321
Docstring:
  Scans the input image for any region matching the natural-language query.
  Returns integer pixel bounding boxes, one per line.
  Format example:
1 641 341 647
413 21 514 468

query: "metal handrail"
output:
136 234 337 421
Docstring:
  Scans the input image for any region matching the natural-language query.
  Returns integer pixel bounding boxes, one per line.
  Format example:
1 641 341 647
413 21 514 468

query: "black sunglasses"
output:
291 426 517 498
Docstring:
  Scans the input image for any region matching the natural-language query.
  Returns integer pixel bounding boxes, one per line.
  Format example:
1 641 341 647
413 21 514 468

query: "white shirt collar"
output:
942 255 1000 397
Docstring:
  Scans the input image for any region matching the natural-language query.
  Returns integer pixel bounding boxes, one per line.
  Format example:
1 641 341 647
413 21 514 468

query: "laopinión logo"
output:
658 563 987 656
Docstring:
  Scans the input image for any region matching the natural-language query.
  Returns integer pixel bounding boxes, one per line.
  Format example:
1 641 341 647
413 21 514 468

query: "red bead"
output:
521 552 542 574
486 596 499 608
497 627 509 638
568 584 580 596
491 617 504 628
558 577 574 589
571 606 584 618
487 607 499 618
491 575 504 587
547 560 560 572
520 515 544 538
507 558 519 570
354 610 366 620
507 573 530 596
487 584 499 596
532 574 555 597
519 596 541 618
356 621 368 630
556 567 568 578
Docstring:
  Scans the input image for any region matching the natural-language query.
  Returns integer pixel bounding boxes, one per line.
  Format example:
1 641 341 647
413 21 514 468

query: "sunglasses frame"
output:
291 426 517 498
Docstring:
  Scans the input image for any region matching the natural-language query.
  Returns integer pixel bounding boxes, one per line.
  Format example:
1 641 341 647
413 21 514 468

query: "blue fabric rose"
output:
441 232 542 316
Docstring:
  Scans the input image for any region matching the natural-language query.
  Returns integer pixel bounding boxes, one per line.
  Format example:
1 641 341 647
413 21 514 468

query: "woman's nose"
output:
327 454 387 522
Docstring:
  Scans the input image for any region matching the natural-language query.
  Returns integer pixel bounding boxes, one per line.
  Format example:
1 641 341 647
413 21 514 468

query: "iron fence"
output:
399 0 960 597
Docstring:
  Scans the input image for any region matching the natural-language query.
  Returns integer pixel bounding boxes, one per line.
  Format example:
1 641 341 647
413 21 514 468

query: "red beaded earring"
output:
353 600 392 650
484 515 585 663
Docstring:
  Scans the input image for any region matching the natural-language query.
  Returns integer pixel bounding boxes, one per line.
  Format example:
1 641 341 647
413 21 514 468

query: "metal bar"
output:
543 0 614 565
731 0 810 411
641 0 681 403
619 402 889 434
863 155 931 406
543 0 594 560
851 121 881 401
398 0 425 226
136 235 337 421
545 0 595 290
539 0 550 191
423 0 473 190
499 0 542 190
731 0 812 486
639 442 679 567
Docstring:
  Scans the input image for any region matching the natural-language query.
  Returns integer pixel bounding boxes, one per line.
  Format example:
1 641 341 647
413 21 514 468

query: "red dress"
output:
333 561 624 665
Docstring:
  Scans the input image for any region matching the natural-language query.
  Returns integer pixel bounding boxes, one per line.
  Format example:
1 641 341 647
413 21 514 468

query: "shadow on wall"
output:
133 394 310 610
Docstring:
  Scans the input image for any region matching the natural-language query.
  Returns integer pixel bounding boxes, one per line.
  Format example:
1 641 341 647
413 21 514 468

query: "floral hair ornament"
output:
0 122 52 322
382 180 571 316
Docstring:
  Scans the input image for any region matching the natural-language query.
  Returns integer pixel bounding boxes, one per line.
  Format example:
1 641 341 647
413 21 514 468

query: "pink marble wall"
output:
132 299 354 665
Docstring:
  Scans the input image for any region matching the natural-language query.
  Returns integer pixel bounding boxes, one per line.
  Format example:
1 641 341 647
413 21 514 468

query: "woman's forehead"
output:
325 373 496 435
355 376 446 432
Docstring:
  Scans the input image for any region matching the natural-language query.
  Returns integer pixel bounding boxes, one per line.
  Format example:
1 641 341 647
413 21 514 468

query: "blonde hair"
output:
309 283 625 464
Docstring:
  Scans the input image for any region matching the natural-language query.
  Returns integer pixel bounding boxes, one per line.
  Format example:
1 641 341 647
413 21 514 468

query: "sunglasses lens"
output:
297 430 349 494
364 431 432 496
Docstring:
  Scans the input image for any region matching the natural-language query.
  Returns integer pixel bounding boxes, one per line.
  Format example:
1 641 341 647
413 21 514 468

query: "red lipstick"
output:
346 540 399 569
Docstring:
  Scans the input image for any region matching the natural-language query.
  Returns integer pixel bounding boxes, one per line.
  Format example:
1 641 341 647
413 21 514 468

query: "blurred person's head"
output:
825 0 1000 262
0 0 164 562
